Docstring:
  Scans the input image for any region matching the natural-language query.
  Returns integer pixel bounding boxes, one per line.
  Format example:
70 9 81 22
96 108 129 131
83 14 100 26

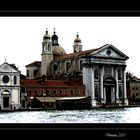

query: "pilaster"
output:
115 67 119 103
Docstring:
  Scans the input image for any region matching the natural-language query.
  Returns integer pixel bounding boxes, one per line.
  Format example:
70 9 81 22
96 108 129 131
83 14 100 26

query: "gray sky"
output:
0 17 139 77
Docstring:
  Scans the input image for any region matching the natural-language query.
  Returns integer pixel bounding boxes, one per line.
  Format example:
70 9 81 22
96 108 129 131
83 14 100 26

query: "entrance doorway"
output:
3 97 9 108
103 76 116 105
106 86 111 104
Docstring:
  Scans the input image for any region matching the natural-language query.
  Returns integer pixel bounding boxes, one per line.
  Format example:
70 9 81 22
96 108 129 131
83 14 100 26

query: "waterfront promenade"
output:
0 105 139 112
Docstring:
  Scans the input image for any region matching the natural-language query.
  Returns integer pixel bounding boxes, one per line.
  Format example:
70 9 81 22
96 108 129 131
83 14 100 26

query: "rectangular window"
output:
66 62 71 73
14 76 17 85
27 70 29 77
34 70 38 77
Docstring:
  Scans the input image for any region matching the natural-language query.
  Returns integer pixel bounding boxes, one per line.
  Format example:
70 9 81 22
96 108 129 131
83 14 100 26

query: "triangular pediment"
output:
90 44 129 60
0 62 19 73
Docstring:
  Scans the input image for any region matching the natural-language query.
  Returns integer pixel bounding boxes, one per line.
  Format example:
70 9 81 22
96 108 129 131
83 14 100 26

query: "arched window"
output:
53 64 58 72
59 90 63 94
66 62 71 73
119 86 122 98
94 67 99 79
48 44 51 52
34 70 38 77
95 84 98 98
80 60 83 70
14 76 17 85
118 68 122 80
27 70 29 77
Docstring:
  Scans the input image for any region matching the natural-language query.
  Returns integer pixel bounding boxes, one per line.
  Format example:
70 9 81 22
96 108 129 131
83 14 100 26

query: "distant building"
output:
0 62 21 110
127 77 140 105
25 28 129 107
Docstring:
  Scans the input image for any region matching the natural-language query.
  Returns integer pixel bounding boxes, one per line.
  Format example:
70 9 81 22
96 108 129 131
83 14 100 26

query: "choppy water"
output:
0 107 140 123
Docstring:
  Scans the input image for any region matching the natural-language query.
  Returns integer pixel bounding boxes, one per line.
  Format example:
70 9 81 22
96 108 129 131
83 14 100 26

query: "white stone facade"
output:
0 62 21 110
82 44 129 107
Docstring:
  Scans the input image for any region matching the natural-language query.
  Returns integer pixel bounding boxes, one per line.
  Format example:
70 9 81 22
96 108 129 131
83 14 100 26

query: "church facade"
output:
82 44 129 106
0 62 21 110
26 28 129 107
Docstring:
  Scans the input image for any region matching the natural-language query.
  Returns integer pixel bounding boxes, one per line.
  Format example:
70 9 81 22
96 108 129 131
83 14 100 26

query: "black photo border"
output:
0 9 140 138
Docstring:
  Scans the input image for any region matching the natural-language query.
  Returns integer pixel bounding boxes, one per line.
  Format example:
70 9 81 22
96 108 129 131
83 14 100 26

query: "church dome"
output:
52 33 58 40
43 32 50 39
43 29 51 39
52 45 66 56
74 34 81 43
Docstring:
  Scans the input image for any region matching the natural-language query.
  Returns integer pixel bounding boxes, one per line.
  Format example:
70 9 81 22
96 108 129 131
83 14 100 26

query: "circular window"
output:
106 49 111 55
2 75 9 83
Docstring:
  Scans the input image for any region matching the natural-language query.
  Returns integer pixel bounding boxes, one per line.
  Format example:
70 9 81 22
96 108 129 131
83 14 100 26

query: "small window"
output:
70 90 73 94
119 86 122 98
136 93 139 96
64 90 68 94
48 44 51 52
66 62 71 73
42 90 45 93
59 90 63 94
14 76 17 85
80 60 83 70
94 67 99 79
106 49 111 55
76 89 80 94
53 90 57 94
27 70 29 77
118 68 122 80
53 64 58 72
34 70 38 77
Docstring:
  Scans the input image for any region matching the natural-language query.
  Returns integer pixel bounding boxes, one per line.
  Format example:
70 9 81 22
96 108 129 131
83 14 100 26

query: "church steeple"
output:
43 28 51 40
52 28 59 46
42 28 52 54
41 28 53 77
73 33 83 53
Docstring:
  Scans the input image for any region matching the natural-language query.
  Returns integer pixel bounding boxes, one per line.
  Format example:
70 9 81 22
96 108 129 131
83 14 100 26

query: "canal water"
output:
0 107 140 123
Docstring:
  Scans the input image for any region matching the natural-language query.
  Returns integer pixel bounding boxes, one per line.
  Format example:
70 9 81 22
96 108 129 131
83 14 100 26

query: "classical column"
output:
115 67 119 104
90 65 97 107
100 66 104 103
103 87 106 103
123 66 128 105
82 64 86 85
82 63 89 97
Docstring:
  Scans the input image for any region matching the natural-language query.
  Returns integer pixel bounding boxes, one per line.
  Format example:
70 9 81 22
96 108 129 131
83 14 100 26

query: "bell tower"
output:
41 28 53 77
52 28 59 46
73 33 83 53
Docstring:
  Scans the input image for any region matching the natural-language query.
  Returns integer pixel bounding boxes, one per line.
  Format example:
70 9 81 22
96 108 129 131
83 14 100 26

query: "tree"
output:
126 71 134 80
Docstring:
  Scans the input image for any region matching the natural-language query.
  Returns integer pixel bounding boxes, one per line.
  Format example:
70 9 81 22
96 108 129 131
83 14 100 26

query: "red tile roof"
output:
21 79 84 87
26 61 41 67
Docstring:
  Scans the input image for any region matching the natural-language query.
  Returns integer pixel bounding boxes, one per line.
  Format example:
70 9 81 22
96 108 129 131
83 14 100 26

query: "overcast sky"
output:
0 17 139 77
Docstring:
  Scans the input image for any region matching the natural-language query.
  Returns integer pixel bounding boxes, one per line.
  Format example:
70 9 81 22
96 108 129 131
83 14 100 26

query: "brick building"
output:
20 79 90 109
